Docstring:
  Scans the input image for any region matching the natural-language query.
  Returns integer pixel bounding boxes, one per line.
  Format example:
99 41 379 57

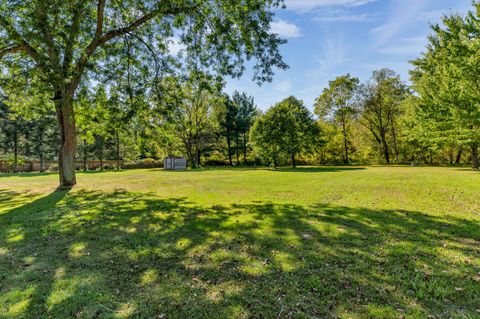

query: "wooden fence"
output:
0 160 123 173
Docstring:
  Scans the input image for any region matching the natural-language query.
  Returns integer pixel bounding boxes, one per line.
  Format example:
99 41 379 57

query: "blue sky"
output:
224 0 473 111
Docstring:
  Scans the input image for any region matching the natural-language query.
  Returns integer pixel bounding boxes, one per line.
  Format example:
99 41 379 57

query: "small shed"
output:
163 155 187 170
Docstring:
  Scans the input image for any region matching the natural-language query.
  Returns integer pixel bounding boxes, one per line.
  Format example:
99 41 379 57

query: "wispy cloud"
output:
306 35 351 80
270 20 302 38
313 12 373 22
370 0 427 44
285 0 376 12
377 36 427 56
274 79 293 92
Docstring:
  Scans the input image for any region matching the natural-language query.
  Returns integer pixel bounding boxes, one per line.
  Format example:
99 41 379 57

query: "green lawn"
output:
0 167 479 319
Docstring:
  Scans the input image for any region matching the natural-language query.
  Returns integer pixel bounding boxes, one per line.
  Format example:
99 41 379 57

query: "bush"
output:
48 163 59 172
122 158 163 169
142 158 157 165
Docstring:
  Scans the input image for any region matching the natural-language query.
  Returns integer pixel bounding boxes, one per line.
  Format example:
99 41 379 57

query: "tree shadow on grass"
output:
0 172 57 178
273 167 366 173
0 189 479 318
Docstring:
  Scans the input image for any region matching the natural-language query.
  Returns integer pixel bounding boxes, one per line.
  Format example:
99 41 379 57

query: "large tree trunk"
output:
55 94 77 187
472 144 479 169
342 122 349 165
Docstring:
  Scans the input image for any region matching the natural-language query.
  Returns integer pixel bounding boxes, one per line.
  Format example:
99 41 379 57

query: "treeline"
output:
1 2 479 173
1 67 477 170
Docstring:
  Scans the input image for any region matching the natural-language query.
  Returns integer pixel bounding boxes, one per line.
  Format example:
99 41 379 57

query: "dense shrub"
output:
123 158 163 169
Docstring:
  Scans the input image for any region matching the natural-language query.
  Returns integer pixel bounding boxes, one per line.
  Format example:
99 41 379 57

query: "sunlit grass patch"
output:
0 167 479 318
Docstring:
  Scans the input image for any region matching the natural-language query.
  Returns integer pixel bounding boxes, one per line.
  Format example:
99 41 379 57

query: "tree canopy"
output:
0 0 287 186
251 96 320 168
410 2 480 168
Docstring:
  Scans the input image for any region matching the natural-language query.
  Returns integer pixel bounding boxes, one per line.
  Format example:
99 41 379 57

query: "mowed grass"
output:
0 167 479 319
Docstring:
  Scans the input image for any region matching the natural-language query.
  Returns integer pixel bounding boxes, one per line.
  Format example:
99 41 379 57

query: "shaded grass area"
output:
0 167 479 318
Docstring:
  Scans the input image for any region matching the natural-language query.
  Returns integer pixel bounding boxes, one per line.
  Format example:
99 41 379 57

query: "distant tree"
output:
410 3 480 169
0 101 22 171
251 96 320 168
218 95 238 166
161 73 222 168
315 74 360 165
232 91 258 165
30 111 58 172
359 69 408 164
0 1 287 186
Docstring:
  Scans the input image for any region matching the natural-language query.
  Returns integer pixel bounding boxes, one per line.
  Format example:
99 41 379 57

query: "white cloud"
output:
270 20 302 38
285 0 376 12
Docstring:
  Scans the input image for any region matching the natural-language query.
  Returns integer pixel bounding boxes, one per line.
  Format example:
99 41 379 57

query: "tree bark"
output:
472 144 479 169
55 94 77 186
291 154 296 168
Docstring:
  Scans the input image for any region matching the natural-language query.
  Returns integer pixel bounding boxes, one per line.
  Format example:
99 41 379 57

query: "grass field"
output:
0 166 479 319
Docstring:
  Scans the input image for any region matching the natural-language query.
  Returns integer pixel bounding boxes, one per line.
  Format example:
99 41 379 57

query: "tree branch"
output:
63 0 87 73
96 0 106 38
36 1 61 73
71 4 187 91
0 15 42 63
0 45 25 59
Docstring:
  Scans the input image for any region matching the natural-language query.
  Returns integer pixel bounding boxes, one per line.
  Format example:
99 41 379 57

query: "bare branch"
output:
0 45 26 59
